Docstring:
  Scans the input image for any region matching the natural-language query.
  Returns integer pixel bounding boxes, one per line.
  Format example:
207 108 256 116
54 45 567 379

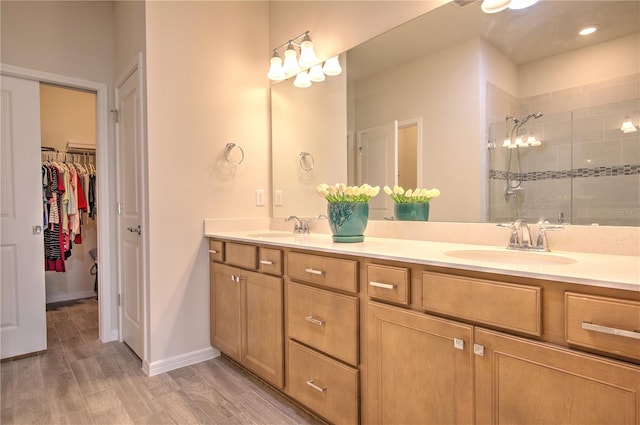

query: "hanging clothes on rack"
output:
41 148 96 272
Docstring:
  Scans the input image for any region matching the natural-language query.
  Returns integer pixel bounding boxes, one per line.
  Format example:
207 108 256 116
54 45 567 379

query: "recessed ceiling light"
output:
579 26 599 36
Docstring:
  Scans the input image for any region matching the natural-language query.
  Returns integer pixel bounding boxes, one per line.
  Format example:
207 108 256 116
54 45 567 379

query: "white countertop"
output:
204 229 640 293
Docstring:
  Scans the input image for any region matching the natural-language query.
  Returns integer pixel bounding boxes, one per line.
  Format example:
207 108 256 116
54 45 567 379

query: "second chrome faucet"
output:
499 218 563 251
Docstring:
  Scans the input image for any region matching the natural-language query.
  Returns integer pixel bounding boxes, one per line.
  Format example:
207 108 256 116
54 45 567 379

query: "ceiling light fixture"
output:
481 0 538 13
579 25 599 36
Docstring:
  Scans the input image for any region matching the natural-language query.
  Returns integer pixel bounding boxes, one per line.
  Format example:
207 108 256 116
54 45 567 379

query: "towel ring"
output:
299 151 314 172
224 143 244 165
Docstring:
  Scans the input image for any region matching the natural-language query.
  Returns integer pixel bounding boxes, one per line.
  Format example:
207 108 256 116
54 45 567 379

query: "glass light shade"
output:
323 56 342 76
267 55 286 81
620 119 638 133
293 71 312 88
283 45 300 76
514 136 525 146
508 0 538 10
529 139 542 146
502 138 512 147
299 39 318 68
481 0 511 13
309 64 326 82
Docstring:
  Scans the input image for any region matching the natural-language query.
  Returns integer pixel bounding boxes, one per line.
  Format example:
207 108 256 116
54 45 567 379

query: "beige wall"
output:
144 0 270 363
269 1 446 62
40 84 96 150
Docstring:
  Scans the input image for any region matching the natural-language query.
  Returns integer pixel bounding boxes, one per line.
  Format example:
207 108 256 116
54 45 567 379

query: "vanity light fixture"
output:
282 42 301 76
322 56 343 76
298 33 318 68
267 31 343 87
308 64 326 82
267 50 286 81
620 117 638 133
294 71 312 88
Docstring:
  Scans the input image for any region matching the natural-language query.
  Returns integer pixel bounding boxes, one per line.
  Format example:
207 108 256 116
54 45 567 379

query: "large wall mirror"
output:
271 0 640 226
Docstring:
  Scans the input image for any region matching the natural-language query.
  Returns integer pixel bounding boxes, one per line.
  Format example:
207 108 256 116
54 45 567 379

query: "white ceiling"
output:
347 0 640 81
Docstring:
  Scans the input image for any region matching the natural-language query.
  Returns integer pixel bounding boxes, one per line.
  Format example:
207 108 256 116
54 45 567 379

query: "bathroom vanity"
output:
205 230 640 424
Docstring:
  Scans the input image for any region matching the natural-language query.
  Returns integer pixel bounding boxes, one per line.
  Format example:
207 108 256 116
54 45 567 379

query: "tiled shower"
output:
487 74 640 227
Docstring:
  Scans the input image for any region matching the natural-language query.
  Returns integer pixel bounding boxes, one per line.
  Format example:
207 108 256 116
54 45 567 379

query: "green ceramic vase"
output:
394 202 430 221
327 202 369 243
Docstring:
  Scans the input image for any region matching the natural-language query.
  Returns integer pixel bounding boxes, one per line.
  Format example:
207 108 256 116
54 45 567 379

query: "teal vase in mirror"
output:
328 202 369 242
394 202 430 221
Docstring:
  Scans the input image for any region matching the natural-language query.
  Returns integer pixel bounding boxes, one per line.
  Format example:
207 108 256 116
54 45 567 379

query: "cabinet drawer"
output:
287 252 358 293
225 242 257 270
422 272 542 336
258 247 283 276
565 292 640 361
288 340 359 425
208 239 224 263
287 282 359 366
367 263 410 305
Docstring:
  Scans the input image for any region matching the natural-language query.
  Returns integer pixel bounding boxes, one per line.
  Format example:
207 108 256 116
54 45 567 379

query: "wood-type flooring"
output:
1 298 323 425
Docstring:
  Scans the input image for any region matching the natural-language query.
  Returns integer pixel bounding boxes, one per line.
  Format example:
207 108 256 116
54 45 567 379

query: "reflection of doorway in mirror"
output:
398 123 418 189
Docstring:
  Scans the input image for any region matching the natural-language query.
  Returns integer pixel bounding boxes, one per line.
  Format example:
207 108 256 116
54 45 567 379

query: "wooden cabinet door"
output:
475 328 640 425
210 262 242 362
366 301 474 425
243 270 284 388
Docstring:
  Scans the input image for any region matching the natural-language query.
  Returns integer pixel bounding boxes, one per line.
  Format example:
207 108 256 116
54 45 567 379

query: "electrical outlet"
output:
256 189 265 206
274 190 283 206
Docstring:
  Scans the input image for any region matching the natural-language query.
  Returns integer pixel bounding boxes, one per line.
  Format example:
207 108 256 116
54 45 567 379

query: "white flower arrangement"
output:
383 185 440 204
316 183 381 203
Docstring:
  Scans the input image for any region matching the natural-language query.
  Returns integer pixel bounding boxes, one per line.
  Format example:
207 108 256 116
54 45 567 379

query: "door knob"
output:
126 225 141 235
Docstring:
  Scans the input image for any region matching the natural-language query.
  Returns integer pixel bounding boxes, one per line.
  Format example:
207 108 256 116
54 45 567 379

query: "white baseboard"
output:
100 329 119 343
142 346 220 377
46 291 97 304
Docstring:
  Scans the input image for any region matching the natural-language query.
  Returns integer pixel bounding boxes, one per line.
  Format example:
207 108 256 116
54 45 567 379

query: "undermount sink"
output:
245 232 297 238
444 249 576 266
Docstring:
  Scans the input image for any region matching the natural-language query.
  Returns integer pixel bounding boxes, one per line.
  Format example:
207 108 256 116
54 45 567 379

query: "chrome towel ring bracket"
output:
224 142 245 165
299 151 314 171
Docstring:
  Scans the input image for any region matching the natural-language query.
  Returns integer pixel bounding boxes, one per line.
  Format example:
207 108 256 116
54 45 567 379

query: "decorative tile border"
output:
490 164 640 181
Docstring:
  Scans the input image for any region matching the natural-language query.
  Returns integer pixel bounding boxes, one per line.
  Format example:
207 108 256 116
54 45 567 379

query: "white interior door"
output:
357 120 398 220
116 64 145 359
1 75 47 359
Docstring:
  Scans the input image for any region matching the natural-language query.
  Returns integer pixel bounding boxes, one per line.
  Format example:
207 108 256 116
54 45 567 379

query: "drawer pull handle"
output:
369 281 397 290
306 379 326 393
305 315 325 326
209 249 218 254
304 268 324 276
581 322 640 340
259 260 274 265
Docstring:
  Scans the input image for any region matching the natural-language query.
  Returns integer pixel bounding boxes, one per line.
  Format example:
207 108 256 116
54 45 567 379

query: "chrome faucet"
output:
498 218 563 251
285 215 310 234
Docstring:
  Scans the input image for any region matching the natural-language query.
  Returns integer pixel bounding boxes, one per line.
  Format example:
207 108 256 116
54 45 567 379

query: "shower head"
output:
516 112 543 128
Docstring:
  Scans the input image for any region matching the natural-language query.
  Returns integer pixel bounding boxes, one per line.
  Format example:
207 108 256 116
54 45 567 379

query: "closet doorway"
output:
40 83 99 308
1 65 114 359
